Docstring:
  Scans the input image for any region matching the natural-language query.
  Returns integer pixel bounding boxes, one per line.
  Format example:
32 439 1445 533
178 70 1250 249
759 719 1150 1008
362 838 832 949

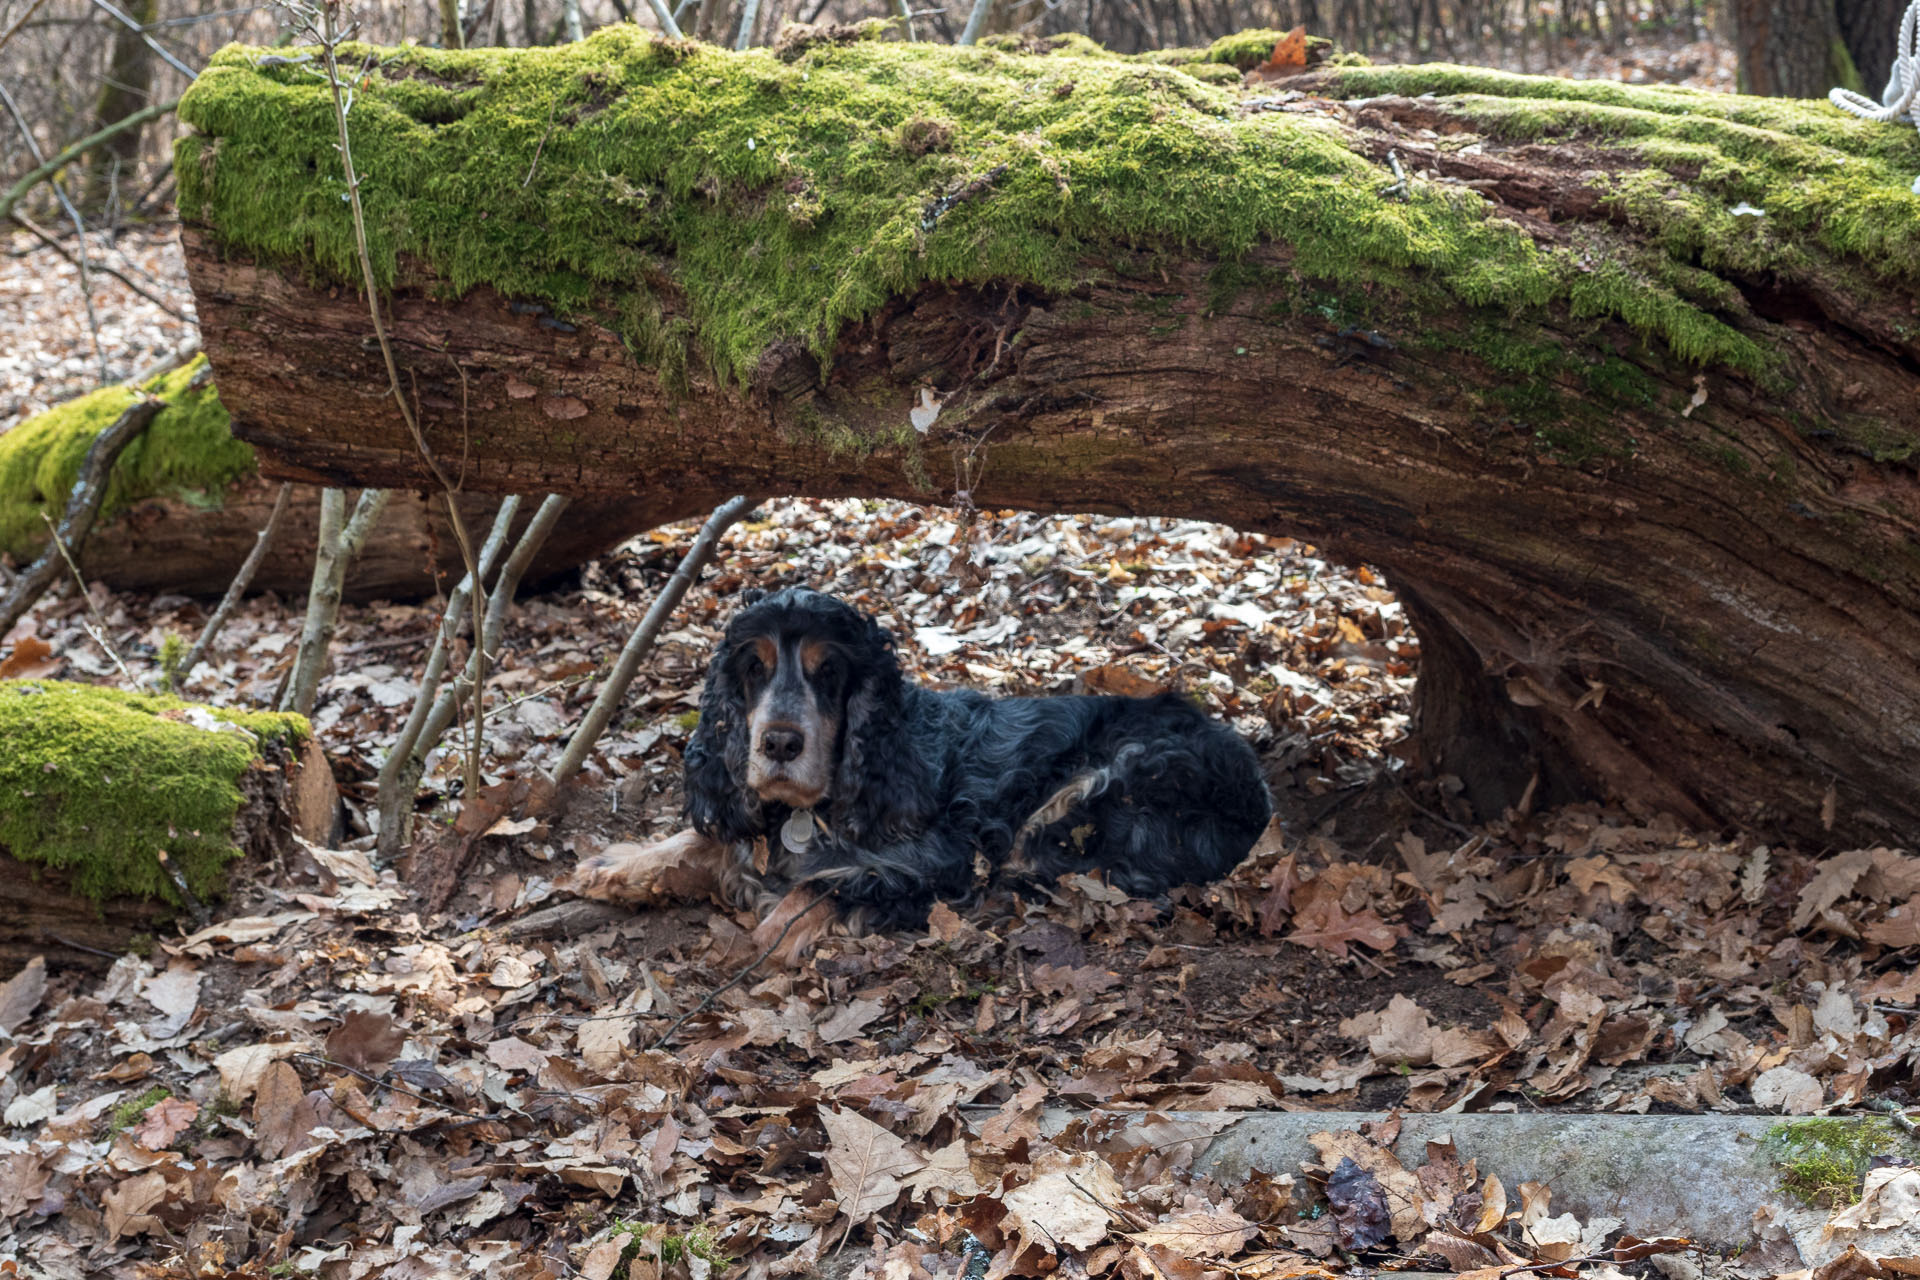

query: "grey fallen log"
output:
1038 1110 1919 1262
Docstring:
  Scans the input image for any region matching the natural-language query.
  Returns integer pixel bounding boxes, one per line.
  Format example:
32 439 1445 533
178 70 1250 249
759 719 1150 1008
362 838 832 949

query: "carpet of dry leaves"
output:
3 57 1918 1274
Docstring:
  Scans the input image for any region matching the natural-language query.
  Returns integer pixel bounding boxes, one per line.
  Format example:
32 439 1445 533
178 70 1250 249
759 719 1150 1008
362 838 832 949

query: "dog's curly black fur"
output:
682 587 1272 930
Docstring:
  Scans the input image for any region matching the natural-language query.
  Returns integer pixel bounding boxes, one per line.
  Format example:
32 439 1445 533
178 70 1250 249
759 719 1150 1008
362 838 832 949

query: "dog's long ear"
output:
833 614 932 842
683 632 759 841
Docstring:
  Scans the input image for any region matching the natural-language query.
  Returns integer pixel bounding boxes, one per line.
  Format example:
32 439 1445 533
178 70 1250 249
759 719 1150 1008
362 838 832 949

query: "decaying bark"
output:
180 78 1920 848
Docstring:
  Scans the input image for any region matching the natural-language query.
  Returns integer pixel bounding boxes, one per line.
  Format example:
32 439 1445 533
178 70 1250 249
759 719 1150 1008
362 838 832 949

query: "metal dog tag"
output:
781 809 817 853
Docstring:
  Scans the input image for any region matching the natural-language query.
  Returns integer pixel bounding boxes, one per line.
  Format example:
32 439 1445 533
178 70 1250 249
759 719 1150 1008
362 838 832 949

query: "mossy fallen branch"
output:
0 354 251 565
0 680 307 903
176 26 1919 389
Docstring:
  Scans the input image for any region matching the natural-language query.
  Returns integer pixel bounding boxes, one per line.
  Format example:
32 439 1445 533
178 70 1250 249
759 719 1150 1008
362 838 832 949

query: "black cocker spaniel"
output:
571 587 1272 952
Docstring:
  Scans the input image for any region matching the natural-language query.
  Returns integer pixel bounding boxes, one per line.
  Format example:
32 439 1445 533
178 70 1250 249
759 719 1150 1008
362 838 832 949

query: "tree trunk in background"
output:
1837 0 1908 94
82 0 159 213
1731 0 1861 96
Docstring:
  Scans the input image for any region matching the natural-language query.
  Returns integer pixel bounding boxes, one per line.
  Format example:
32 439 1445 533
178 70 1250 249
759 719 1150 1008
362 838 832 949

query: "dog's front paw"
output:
564 829 728 905
563 842 657 902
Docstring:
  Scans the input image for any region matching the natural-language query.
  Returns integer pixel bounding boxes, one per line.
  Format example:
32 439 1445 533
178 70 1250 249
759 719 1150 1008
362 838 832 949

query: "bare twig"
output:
300 0 488 797
0 397 163 640
85 0 198 77
0 82 106 382
7 212 192 321
154 849 209 928
547 495 752 788
0 0 54 54
42 512 135 681
381 495 569 848
174 482 293 683
0 98 179 222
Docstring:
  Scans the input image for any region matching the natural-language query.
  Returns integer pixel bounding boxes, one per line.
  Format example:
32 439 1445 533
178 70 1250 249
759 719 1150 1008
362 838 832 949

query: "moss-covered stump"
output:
0 680 317 969
176 28 1920 846
0 358 656 599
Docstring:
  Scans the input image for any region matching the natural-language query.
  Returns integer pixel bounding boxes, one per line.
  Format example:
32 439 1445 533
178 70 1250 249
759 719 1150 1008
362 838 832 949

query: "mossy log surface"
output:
0 680 319 969
177 29 1920 844
0 358 656 599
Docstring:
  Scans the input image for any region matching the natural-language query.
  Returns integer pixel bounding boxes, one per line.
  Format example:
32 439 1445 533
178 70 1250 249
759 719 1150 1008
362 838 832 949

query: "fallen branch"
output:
0 98 179 223
546 494 752 788
280 487 391 717
172 481 293 683
0 396 164 640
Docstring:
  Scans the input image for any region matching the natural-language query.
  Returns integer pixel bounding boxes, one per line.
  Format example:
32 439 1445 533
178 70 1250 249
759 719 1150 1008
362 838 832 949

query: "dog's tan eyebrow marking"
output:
752 635 778 672
800 638 831 676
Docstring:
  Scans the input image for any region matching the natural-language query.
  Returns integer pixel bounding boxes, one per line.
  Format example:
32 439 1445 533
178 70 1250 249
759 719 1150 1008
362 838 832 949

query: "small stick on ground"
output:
153 849 209 929
0 396 164 640
172 482 294 685
547 494 752 789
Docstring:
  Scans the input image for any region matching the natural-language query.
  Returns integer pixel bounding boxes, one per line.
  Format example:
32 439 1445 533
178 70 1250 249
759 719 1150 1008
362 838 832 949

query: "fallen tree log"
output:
0 680 332 971
176 29 1920 845
0 358 653 599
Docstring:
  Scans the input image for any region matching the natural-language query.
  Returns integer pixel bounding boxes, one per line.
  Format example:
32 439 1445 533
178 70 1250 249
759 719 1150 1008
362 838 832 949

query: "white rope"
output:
1828 0 1920 192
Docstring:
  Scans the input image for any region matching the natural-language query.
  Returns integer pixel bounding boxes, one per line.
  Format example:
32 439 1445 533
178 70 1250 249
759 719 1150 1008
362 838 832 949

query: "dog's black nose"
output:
760 726 805 763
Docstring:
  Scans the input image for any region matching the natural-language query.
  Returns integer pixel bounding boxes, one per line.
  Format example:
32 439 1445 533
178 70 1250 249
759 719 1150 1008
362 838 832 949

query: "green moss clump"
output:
608 1221 728 1271
105 1086 174 1136
175 31 1919 399
0 355 254 564
1765 1117 1896 1206
0 681 308 904
172 30 1548 388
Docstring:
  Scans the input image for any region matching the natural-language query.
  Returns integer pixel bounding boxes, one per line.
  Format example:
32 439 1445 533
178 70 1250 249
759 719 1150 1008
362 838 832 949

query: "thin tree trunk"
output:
81 0 158 213
376 496 524 856
1730 0 1861 95
280 488 390 718
442 0 466 46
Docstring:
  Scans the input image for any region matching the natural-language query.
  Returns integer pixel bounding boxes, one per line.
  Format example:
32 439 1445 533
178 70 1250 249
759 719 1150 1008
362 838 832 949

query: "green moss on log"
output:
0 355 253 563
176 30 1920 391
0 680 307 904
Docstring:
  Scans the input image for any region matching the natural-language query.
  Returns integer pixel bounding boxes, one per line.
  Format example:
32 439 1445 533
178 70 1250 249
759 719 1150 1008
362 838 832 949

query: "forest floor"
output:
3 34 1918 1278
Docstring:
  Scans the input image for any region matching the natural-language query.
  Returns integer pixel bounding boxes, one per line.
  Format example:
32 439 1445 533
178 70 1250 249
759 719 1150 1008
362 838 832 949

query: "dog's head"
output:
683 587 921 841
